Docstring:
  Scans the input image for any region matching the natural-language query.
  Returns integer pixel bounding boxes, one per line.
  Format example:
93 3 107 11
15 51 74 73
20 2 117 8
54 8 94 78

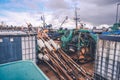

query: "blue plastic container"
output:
0 31 37 64
0 60 49 80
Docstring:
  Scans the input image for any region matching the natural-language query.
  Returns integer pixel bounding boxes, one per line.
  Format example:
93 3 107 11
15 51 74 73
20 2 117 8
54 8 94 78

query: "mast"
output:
74 7 80 29
116 3 120 23
43 15 46 28
41 14 46 28
75 7 78 29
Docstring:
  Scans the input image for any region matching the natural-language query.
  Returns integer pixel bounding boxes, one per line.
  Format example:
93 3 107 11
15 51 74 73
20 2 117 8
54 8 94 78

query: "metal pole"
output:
116 3 120 23
75 7 78 29
60 16 68 28
43 15 46 28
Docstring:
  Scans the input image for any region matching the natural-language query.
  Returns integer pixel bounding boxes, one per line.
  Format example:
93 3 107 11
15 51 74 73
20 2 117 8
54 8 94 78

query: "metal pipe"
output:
60 16 68 28
116 3 120 23
37 31 93 79
44 60 65 80
75 7 78 29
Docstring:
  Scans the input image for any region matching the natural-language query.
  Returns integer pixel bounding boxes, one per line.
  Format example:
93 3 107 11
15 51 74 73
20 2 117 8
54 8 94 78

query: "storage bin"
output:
0 60 49 80
0 31 37 64
94 35 120 80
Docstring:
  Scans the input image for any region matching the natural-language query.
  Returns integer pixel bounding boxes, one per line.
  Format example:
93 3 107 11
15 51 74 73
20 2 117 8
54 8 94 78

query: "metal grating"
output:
21 35 37 63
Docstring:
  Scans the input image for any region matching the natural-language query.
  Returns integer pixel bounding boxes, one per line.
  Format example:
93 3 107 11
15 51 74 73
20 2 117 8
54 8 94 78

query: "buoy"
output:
43 54 49 61
37 39 45 49
44 41 53 51
38 53 44 60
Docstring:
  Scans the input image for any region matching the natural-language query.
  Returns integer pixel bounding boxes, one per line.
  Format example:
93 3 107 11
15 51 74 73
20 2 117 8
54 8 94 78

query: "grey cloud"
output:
7 0 120 26
76 2 117 25
92 0 119 5
73 0 120 6
50 0 119 25
96 0 119 5
44 0 69 10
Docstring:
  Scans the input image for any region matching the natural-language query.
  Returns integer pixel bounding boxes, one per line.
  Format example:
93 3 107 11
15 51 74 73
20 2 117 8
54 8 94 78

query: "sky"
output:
0 0 120 29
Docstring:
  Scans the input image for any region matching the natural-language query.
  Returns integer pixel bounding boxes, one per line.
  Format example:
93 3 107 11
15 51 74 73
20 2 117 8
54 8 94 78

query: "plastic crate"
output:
0 31 37 64
0 60 49 80
94 35 120 80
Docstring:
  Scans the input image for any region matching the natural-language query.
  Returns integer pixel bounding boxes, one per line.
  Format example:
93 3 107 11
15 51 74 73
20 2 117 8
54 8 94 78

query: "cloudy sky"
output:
0 0 120 29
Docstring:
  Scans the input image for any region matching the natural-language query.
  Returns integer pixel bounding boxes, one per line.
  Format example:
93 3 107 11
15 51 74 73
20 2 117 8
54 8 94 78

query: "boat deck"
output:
38 40 94 80
38 58 94 80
